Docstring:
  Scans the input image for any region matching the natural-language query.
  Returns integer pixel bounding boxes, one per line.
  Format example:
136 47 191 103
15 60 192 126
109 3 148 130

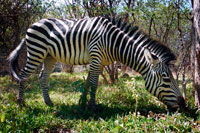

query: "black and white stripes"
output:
9 16 185 109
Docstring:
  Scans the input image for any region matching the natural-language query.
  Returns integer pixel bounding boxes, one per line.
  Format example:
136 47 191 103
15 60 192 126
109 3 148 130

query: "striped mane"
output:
105 16 176 64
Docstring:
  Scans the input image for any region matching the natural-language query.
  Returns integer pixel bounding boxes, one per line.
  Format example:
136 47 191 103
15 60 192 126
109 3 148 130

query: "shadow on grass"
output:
24 102 166 121
4 74 198 121
25 101 198 122
53 101 167 120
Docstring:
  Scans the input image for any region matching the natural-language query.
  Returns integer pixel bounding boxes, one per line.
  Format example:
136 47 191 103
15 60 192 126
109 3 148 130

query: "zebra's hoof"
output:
17 99 25 106
89 103 103 113
45 100 54 107
79 96 88 110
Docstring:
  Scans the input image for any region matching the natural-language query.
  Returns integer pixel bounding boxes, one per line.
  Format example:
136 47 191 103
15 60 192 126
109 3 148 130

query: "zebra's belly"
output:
50 49 90 65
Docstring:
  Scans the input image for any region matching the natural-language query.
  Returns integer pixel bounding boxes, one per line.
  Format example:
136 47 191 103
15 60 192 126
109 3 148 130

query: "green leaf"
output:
126 122 133 127
2 105 6 109
79 86 84 93
75 85 84 92
1 113 5 123
111 126 122 132
72 80 82 87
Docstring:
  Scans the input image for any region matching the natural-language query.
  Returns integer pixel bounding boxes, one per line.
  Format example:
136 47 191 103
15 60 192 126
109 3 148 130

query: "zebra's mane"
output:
105 16 176 64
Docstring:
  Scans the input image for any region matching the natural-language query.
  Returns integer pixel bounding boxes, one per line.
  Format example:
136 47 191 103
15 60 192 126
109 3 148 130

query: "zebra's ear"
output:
144 49 159 66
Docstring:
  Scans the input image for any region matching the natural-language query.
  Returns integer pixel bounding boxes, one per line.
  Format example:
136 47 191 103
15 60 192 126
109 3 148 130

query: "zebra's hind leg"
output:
39 56 56 106
17 59 43 105
17 79 26 105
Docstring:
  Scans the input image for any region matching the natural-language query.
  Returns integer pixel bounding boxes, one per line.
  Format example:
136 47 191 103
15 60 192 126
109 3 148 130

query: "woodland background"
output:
0 0 200 108
1 0 200 132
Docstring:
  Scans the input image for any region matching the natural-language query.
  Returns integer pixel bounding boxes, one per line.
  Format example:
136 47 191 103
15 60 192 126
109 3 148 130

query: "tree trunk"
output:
105 62 119 84
100 71 108 84
191 0 200 108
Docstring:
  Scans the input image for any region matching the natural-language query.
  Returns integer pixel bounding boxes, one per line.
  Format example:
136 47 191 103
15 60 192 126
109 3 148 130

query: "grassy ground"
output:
0 71 199 132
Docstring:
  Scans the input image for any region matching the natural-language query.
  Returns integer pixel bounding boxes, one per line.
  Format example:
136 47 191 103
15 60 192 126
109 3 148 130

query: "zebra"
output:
9 16 186 110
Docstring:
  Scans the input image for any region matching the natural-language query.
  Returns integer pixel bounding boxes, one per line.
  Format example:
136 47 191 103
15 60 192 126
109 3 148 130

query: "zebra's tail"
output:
8 38 26 82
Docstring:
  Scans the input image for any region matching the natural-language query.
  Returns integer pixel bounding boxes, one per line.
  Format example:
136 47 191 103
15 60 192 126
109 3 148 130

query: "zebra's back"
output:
25 17 105 65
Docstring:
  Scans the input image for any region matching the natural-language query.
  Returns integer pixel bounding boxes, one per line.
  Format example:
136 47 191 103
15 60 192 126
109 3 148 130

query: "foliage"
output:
0 72 199 132
46 0 192 85
0 0 54 49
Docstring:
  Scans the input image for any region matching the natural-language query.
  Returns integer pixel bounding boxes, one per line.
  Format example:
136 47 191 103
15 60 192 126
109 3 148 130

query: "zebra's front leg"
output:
81 48 103 111
39 56 56 106
88 67 102 111
88 76 99 111
80 67 101 111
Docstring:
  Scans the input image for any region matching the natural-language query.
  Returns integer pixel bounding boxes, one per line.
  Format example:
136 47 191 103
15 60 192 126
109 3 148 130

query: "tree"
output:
0 0 53 73
191 0 200 108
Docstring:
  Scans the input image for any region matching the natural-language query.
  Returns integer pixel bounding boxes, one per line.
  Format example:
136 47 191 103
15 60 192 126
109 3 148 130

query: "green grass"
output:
0 72 199 132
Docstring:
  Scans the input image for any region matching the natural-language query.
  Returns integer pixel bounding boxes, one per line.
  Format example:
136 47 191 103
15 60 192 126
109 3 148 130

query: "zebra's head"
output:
143 49 186 110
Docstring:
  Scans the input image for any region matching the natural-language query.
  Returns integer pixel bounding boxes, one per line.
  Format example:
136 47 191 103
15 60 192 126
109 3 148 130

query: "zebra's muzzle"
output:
167 96 186 111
